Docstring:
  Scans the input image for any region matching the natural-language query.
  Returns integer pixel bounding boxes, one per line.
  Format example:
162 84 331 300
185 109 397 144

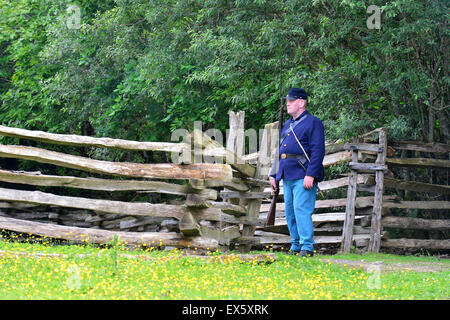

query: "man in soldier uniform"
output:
269 88 325 257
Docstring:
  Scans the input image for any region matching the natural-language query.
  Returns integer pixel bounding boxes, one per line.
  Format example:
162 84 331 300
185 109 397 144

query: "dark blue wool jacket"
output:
269 110 325 182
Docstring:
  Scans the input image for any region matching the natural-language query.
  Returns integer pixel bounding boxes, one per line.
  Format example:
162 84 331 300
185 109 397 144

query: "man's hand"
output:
269 177 278 193
303 175 315 189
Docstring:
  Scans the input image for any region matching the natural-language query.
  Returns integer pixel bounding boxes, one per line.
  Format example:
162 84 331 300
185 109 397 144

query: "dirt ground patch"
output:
320 258 450 273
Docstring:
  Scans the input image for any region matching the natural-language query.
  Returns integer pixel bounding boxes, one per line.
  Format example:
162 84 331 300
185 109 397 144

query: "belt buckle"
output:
281 153 287 159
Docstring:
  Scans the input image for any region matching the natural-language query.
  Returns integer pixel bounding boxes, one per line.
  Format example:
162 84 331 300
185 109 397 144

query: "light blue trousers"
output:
283 179 317 252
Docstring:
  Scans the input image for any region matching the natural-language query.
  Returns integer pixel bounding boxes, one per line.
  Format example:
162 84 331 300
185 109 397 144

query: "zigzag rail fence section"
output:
0 112 448 253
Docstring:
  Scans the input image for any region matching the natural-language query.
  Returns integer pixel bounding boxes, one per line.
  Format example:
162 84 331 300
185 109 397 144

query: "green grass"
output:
0 236 448 300
320 252 450 264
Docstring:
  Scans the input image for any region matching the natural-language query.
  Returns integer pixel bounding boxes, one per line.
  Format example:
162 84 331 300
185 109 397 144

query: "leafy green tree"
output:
1 0 447 147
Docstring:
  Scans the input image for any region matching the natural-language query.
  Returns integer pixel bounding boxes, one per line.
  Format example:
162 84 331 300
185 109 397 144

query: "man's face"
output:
286 98 306 117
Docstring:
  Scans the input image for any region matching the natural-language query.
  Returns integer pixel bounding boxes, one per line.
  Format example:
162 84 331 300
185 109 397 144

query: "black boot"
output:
300 250 314 258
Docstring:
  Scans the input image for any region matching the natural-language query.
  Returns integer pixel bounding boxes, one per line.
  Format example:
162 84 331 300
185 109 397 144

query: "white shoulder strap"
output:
290 123 310 162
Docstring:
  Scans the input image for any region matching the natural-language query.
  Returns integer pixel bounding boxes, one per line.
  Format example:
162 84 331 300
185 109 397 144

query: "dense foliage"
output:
1 0 447 147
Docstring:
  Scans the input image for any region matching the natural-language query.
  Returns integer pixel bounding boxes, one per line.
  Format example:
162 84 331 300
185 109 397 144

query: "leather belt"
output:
280 153 307 160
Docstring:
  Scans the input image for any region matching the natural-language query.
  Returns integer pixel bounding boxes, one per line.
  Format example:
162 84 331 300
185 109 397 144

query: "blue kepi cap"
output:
286 88 307 100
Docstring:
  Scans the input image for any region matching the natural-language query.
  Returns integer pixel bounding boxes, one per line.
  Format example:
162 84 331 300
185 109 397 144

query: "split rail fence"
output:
0 111 448 253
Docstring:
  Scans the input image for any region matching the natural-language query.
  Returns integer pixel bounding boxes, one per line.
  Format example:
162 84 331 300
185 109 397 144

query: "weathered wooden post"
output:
222 111 245 249
341 148 359 253
238 121 278 252
226 111 246 209
368 128 388 252
227 111 245 163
